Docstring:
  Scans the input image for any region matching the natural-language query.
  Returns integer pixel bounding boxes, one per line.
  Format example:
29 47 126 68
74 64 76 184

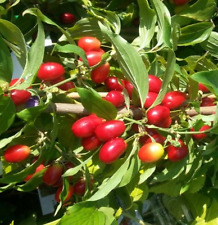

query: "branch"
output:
49 103 217 117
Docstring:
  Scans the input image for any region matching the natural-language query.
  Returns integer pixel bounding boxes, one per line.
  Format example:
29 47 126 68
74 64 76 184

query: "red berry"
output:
86 51 104 67
9 78 31 106
37 62 65 81
43 163 64 186
144 92 158 109
105 76 124 91
91 62 110 83
148 75 162 93
166 140 188 162
95 120 126 142
74 179 86 196
78 37 101 52
138 142 164 163
124 80 134 98
198 83 210 93
61 13 76 25
147 105 170 127
173 0 189 5
81 135 102 151
105 91 125 107
99 138 127 164
201 97 216 107
71 114 103 138
191 125 210 140
162 91 187 110
4 144 31 163
25 164 45 181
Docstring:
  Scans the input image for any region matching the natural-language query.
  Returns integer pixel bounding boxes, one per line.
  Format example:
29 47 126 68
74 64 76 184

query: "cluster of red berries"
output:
71 114 127 164
78 36 110 84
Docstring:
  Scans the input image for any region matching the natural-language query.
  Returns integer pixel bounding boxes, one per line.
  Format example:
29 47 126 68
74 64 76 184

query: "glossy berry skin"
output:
86 51 104 66
78 36 101 52
162 91 186 110
124 80 134 98
99 138 127 164
147 105 171 127
191 125 210 140
144 92 158 109
25 164 45 181
167 140 188 162
25 96 39 108
91 62 110 83
148 75 162 93
43 163 64 186
4 144 31 163
37 62 65 81
160 116 172 128
55 185 74 203
72 114 103 138
74 179 86 196
81 135 102 151
199 83 209 93
105 76 124 91
173 0 189 5
61 13 76 25
95 120 126 142
145 134 166 145
10 78 31 106
201 97 216 107
105 91 125 107
138 142 164 163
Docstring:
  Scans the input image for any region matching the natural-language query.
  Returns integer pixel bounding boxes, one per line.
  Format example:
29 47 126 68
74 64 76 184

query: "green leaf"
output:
201 31 218 58
115 187 132 210
18 19 45 89
98 207 117 225
0 35 13 82
137 0 156 49
68 17 104 40
15 168 45 192
43 219 61 225
77 87 117 120
16 103 49 122
0 96 16 135
0 127 24 149
150 49 176 108
119 153 141 187
139 164 156 184
191 70 218 96
0 19 27 67
150 0 172 49
98 23 148 107
178 22 214 46
179 0 217 21
54 44 88 66
89 7 121 34
59 202 106 225
130 183 149 202
23 8 75 45
153 159 186 183
88 139 139 202
150 179 182 197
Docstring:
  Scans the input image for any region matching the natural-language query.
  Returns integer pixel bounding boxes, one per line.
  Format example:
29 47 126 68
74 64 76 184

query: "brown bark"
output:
49 103 217 116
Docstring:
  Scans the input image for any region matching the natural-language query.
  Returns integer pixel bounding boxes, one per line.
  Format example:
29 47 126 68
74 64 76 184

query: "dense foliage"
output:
0 0 217 224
